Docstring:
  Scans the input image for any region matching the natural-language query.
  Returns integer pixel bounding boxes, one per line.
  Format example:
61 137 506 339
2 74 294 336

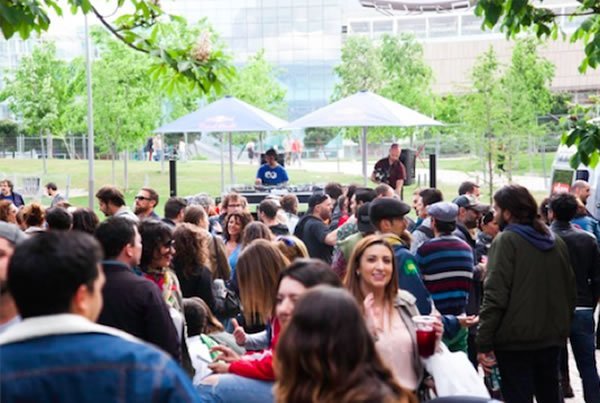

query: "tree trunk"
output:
47 130 53 160
487 136 494 205
111 142 116 186
40 131 47 174
123 149 129 191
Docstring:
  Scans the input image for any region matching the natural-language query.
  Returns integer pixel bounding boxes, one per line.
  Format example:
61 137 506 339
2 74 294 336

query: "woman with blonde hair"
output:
173 223 216 314
275 286 416 403
344 235 442 393
274 235 308 262
22 203 45 234
237 239 289 331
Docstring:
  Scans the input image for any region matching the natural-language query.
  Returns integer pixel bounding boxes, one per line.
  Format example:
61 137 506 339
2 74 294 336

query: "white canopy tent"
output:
155 96 289 193
287 90 443 185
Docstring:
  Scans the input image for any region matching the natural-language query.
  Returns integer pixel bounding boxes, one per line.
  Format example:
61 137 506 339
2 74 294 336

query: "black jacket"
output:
97 261 181 361
551 221 600 308
174 263 216 312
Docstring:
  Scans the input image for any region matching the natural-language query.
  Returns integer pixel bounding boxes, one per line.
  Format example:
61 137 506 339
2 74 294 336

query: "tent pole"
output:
229 132 234 185
362 126 368 186
219 132 225 195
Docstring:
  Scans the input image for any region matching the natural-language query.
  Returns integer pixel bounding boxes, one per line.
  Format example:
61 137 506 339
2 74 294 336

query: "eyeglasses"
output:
135 196 150 201
163 240 175 249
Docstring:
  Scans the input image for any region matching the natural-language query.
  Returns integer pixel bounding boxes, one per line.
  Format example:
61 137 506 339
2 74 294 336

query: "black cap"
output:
357 202 375 233
308 193 329 210
369 197 411 224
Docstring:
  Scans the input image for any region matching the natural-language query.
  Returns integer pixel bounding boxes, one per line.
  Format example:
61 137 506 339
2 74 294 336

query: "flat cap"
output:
0 222 27 245
427 201 458 223
369 197 411 224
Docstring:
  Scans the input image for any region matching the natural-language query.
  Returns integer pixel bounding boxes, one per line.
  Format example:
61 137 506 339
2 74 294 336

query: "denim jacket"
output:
0 314 200 403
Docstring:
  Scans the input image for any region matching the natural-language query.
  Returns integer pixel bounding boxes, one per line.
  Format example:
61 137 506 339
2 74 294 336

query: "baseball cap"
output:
357 202 375 233
308 193 329 210
427 201 458 223
452 195 489 212
0 222 27 245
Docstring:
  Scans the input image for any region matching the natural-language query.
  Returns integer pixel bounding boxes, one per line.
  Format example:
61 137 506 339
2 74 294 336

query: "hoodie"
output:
504 224 555 251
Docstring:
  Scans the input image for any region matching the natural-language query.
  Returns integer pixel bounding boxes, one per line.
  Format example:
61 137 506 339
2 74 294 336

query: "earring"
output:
356 271 360 276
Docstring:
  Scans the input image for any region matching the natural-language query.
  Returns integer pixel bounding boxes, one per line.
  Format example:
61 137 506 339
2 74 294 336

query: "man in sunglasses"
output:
134 187 160 220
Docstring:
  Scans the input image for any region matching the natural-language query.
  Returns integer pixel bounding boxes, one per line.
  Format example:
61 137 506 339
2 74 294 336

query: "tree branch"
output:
90 5 150 54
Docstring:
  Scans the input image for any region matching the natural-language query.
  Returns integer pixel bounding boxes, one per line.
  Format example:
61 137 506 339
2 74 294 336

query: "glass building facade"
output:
163 0 377 119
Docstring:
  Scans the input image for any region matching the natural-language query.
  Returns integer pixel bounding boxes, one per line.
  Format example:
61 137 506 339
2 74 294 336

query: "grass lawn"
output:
0 159 366 214
433 153 554 177
0 157 550 217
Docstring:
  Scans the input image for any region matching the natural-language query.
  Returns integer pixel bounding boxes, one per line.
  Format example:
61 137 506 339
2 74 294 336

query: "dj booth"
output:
216 184 322 205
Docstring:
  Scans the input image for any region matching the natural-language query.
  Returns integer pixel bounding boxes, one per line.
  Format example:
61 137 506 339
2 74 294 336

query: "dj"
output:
371 143 407 198
255 148 289 186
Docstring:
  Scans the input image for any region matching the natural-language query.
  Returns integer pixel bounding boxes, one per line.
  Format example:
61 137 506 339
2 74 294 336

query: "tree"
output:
333 35 386 99
475 0 600 167
91 29 162 180
499 38 554 180
225 50 286 117
463 47 505 201
0 1 234 97
333 34 434 143
0 42 81 165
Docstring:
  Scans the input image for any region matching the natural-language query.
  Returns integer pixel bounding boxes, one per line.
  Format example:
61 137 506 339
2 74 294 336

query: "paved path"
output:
287 160 549 191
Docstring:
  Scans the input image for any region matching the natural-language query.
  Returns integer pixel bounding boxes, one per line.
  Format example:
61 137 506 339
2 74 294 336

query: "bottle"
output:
484 365 503 400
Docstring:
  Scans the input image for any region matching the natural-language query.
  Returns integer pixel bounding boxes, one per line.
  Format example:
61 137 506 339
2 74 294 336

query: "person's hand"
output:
458 314 479 328
431 312 444 351
477 351 497 374
363 293 379 336
210 345 241 363
208 361 231 373
231 318 246 346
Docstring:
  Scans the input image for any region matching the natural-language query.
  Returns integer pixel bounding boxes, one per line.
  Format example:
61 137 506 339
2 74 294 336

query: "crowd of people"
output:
0 175 599 403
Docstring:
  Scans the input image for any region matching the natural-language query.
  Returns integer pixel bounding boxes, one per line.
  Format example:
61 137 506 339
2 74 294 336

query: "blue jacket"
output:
0 314 200 403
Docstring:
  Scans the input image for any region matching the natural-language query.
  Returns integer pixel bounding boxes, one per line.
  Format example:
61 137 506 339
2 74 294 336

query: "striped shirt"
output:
416 235 474 316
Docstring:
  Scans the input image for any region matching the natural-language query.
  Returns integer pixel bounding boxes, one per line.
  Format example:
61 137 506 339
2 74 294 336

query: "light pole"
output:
84 12 95 210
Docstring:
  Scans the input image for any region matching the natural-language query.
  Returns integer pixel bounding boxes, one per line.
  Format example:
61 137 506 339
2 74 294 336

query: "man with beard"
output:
452 194 489 247
0 222 26 334
477 185 575 403
293 193 338 263
134 187 160 220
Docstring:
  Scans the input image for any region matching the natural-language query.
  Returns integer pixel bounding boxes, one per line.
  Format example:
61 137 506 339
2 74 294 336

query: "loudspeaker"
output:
260 153 285 167
400 148 416 186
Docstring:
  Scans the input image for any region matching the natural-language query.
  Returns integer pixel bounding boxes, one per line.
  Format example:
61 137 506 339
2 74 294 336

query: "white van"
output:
551 144 599 217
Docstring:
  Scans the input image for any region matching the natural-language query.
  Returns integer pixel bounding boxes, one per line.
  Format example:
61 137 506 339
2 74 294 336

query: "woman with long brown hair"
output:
198 259 342 403
345 235 442 393
172 223 216 314
0 200 18 224
275 286 416 403
222 211 252 291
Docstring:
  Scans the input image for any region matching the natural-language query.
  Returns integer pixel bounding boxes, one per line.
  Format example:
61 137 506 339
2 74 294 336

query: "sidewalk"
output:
289 160 549 192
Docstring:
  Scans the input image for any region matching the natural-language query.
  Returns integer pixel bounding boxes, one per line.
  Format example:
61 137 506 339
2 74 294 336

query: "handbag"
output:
422 343 490 398
212 278 242 318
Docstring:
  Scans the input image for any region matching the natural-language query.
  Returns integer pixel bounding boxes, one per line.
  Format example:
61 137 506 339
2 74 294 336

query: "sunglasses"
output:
277 236 295 247
162 240 175 249
135 196 151 201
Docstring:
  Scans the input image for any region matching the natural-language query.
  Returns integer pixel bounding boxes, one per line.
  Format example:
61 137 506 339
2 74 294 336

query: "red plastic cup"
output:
413 315 437 358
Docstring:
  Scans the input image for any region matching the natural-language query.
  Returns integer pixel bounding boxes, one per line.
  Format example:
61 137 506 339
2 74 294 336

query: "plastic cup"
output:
412 315 437 358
